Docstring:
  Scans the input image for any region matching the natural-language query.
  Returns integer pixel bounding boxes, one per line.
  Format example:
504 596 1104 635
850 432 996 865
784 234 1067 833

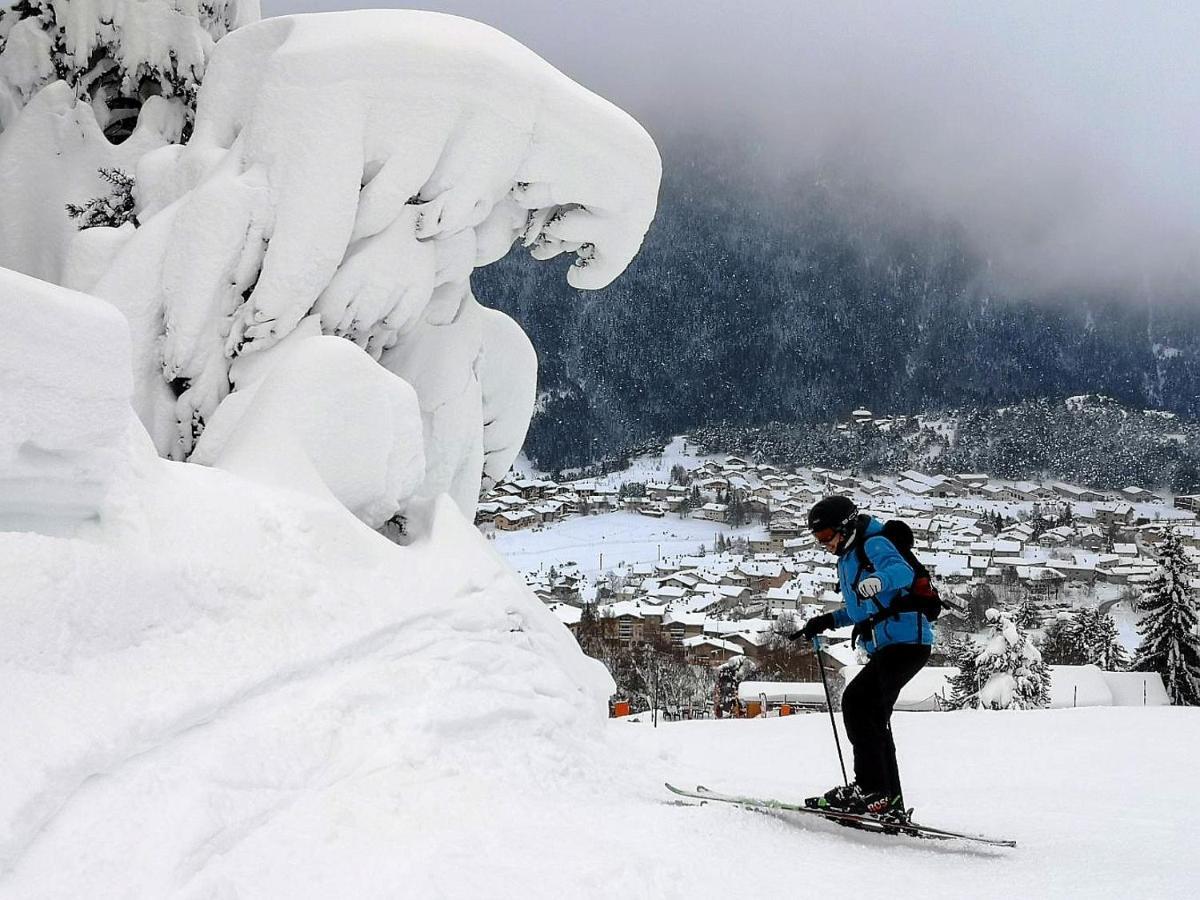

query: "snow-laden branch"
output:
0 0 259 138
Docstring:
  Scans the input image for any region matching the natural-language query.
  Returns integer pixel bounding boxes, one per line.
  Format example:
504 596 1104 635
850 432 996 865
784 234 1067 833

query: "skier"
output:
791 495 932 822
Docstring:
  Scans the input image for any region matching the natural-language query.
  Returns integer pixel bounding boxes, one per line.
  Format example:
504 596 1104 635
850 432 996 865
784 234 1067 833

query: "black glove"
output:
851 619 875 649
790 612 835 641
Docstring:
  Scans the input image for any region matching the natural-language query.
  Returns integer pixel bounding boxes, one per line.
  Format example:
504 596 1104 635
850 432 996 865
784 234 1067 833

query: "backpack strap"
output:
852 521 937 631
851 522 891 629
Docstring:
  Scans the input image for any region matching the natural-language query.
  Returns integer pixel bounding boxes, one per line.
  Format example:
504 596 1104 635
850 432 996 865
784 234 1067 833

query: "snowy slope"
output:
611 708 1197 899
0 458 615 897
0 262 611 896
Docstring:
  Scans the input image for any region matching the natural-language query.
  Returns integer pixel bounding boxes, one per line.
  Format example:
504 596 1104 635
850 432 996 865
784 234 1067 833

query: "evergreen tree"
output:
945 636 983 710
1040 613 1087 666
1073 607 1130 671
1133 529 1200 705
974 608 1050 709
1011 598 1041 631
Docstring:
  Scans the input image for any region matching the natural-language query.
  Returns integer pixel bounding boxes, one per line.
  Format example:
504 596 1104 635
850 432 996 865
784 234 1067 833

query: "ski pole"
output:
812 635 848 786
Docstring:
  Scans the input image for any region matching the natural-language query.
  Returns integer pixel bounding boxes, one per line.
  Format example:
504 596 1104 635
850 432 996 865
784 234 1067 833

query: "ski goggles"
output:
811 527 839 549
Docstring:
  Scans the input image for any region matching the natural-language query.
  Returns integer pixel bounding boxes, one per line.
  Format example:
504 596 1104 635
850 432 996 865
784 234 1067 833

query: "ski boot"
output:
864 793 917 835
805 782 868 813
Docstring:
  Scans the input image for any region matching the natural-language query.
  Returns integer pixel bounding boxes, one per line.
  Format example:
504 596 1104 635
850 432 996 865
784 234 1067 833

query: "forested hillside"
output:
692 396 1200 493
474 132 1200 472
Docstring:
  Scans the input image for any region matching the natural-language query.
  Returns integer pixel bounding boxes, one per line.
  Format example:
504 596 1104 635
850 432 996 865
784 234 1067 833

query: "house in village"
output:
683 635 743 666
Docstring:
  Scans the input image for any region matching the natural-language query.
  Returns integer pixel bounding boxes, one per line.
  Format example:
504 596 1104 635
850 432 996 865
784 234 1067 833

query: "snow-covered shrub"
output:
1133 529 1200 705
975 608 1051 710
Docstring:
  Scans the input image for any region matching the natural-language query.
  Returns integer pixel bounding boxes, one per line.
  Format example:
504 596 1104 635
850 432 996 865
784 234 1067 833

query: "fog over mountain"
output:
253 3 1200 474
266 1 1200 299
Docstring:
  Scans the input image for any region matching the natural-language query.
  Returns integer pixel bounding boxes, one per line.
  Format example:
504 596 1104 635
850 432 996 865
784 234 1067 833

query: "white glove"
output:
856 576 883 598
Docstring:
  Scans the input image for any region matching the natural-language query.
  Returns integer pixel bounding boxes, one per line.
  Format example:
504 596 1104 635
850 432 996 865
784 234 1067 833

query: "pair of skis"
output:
665 783 1016 848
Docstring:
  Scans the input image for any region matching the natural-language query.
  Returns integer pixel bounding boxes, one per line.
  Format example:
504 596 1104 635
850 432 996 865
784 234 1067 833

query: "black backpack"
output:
852 517 947 622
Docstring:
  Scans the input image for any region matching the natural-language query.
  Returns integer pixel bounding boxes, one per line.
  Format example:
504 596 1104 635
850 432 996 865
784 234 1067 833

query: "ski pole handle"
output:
811 635 823 651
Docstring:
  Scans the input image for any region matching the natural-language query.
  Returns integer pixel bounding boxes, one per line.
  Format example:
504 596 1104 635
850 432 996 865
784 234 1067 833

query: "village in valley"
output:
481 431 1198 716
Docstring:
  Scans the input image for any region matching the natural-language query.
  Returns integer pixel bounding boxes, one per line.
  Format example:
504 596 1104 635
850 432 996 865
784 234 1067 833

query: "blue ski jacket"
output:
829 516 934 655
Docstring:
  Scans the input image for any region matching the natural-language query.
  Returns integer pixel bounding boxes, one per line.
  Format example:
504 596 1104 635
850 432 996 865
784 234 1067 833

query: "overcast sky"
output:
261 1 1200 298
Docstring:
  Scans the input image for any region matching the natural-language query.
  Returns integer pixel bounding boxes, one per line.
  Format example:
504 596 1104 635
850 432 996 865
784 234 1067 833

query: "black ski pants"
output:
841 642 931 798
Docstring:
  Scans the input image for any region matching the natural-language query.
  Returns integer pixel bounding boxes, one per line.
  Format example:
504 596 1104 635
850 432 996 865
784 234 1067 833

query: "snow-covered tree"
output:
974 608 1051 710
715 654 757 717
1075 607 1129 671
1133 529 1200 705
1041 607 1129 670
81 11 660 519
0 0 258 141
1040 613 1085 665
1011 598 1041 631
945 636 983 710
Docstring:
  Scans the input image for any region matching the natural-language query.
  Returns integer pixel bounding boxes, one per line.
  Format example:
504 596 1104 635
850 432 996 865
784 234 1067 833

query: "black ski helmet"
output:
807 495 858 539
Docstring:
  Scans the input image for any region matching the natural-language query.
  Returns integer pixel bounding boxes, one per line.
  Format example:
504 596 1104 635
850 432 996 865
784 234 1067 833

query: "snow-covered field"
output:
494 509 766 579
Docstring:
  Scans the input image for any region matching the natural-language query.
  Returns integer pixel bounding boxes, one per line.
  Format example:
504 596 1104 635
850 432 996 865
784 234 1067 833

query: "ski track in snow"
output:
6 610 443 878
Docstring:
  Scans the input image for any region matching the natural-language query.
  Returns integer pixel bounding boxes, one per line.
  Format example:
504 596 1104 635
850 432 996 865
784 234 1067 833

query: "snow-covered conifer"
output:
0 0 258 142
1074 607 1129 671
1040 613 1086 666
1012 598 1041 631
1042 607 1128 669
1133 529 1200 705
974 608 1050 710
945 636 982 710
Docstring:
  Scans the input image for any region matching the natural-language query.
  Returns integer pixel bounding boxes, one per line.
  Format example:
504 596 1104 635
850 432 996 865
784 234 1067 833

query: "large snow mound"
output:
91 9 660 516
0 280 612 892
0 265 144 533
0 461 613 893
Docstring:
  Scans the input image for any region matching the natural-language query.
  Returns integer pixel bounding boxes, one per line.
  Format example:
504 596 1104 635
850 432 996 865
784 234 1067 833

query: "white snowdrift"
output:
90 9 659 513
0 265 145 533
192 332 426 528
